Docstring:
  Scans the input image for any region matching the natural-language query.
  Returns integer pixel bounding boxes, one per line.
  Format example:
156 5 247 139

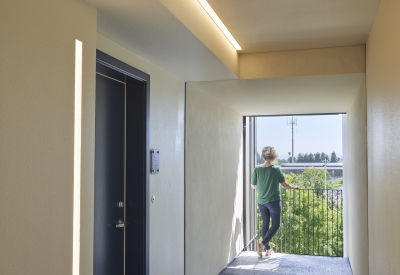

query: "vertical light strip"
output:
73 39 83 275
197 0 242 50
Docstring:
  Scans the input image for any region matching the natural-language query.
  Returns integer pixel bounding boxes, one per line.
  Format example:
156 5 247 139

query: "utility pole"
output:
323 159 327 189
287 116 297 163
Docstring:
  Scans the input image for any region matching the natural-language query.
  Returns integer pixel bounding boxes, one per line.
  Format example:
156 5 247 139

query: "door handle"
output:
116 219 125 228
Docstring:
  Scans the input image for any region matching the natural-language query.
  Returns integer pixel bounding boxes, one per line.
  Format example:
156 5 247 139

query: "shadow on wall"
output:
228 135 244 262
228 218 242 261
184 86 245 275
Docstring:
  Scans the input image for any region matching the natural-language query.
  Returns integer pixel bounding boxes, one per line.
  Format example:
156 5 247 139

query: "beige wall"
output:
366 0 400 273
97 34 185 275
185 85 244 275
240 45 366 79
0 0 97 274
344 79 368 275
0 1 185 274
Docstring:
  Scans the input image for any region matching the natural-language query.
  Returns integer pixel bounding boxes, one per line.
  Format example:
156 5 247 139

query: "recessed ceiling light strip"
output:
198 0 242 51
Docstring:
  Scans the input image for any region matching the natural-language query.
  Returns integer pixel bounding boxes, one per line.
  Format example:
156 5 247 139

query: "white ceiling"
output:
187 74 365 115
208 0 381 53
85 0 373 116
84 0 380 81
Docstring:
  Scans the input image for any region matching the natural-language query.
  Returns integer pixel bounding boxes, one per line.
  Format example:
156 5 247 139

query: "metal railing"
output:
257 189 343 257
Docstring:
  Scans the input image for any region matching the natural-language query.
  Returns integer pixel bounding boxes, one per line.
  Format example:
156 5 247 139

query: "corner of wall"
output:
185 85 244 275
344 76 368 275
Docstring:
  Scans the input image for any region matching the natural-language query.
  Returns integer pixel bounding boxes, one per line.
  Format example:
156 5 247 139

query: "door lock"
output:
116 219 125 228
118 201 124 208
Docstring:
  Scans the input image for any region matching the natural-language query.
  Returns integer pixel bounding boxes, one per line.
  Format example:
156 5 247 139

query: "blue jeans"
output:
258 200 282 250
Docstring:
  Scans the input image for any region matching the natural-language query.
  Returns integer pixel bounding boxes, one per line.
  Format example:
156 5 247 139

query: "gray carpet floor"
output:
220 251 353 275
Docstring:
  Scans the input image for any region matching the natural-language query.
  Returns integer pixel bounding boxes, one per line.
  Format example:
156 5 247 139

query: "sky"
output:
256 114 343 160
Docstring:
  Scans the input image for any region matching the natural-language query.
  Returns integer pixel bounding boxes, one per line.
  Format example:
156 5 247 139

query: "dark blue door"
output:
94 71 125 275
94 51 150 275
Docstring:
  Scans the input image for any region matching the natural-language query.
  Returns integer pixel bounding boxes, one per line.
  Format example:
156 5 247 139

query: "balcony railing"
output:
257 189 343 257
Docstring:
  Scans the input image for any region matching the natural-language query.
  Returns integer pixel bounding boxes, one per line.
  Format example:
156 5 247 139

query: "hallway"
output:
220 251 352 275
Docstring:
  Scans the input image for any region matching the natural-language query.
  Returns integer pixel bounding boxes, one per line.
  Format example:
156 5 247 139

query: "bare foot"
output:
256 243 263 257
265 248 274 256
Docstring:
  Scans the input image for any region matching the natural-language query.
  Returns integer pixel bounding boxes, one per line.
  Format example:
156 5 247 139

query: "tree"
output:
286 151 343 164
297 168 333 189
297 153 305 162
330 151 338 163
277 158 287 165
321 152 329 162
315 152 321 162
307 153 315 162
333 178 343 189
257 169 344 257
256 152 263 165
273 189 343 256
287 156 296 163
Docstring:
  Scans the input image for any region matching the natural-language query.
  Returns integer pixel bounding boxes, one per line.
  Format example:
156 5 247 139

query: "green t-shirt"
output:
251 165 285 204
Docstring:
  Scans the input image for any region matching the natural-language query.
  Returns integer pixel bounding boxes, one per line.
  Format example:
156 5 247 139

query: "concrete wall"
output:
97 34 185 275
344 79 368 275
185 85 244 275
0 0 97 274
366 0 400 273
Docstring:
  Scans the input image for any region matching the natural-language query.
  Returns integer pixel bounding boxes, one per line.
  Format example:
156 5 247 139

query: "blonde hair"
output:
262 146 278 162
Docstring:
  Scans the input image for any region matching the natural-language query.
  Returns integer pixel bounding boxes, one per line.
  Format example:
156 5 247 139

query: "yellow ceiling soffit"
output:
159 0 239 78
240 45 366 79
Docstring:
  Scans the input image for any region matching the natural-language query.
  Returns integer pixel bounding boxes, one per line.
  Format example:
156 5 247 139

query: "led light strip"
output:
198 0 242 50
73 39 83 275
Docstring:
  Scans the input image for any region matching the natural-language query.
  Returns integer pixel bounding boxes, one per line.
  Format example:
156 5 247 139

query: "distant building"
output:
280 162 343 181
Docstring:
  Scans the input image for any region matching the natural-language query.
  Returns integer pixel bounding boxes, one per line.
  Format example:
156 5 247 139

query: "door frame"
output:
95 50 150 275
243 116 257 250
